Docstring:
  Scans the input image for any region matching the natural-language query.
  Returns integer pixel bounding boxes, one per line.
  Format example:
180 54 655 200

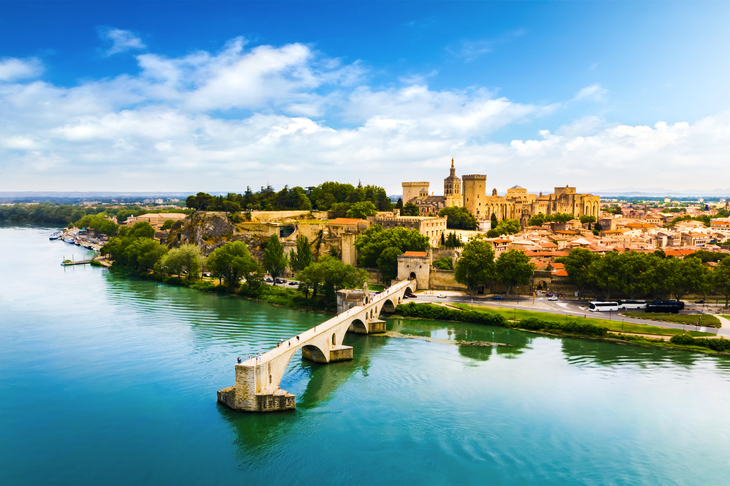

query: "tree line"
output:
0 204 190 229
557 248 730 305
100 225 366 307
185 181 393 216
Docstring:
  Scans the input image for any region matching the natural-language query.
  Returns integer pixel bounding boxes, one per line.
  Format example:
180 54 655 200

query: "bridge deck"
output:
242 280 411 366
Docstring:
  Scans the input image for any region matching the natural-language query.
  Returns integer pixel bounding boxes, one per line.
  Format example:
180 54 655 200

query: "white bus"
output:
617 300 647 310
588 301 620 312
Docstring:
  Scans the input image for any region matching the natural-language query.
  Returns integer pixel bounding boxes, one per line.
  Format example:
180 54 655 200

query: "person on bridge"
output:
296 335 300 341
237 357 242 364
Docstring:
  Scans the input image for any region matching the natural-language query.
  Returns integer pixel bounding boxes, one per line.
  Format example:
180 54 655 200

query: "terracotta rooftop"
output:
330 218 364 225
402 251 428 258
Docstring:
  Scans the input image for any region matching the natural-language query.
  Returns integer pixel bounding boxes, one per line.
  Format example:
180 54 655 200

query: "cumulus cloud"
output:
0 57 43 81
99 28 146 56
0 38 727 193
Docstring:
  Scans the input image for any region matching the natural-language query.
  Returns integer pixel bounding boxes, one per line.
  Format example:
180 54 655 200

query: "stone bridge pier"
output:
218 279 415 412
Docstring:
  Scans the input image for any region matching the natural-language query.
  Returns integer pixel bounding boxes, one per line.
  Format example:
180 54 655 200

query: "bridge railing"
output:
241 280 413 366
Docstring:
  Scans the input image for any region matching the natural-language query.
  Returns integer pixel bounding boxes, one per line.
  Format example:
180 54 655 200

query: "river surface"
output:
1 224 730 485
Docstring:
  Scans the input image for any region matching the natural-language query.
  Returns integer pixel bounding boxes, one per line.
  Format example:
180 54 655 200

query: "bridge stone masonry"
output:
217 279 417 412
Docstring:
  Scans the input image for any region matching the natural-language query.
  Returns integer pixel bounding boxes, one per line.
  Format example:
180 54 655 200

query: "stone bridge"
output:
217 279 416 412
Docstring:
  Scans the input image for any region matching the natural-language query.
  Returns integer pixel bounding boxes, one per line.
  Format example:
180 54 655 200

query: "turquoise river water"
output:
1 225 730 485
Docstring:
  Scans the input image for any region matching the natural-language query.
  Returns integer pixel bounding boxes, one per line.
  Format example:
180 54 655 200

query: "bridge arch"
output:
350 318 367 333
302 344 328 362
381 298 397 314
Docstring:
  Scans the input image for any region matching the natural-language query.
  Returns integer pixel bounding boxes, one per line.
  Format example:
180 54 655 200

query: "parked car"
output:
275 278 286 284
288 281 299 286
409 294 418 298
548 295 558 301
265 277 273 283
437 294 446 298
695 299 705 304
492 295 504 300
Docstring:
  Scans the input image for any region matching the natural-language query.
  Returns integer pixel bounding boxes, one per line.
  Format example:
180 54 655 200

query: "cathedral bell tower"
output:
443 158 462 208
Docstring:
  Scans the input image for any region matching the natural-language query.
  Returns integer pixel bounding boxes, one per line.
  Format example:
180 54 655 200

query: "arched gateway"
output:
217 279 416 412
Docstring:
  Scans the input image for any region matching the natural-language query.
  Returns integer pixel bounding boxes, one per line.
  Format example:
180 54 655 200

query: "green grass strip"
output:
623 312 721 328
450 303 713 337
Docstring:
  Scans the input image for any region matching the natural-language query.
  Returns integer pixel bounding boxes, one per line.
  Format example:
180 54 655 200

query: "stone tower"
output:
462 174 487 220
443 158 462 208
402 181 430 204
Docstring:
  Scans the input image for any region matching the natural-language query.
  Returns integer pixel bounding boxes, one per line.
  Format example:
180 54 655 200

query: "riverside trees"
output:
557 248 723 301
101 222 167 272
158 244 204 279
297 255 366 302
206 241 261 289
263 234 288 284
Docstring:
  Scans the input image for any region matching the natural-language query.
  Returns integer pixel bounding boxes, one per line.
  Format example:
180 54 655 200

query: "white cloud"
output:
0 57 43 81
0 36 727 193
100 28 146 56
574 83 607 101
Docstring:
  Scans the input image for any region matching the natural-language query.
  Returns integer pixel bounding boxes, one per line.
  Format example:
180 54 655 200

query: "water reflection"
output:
222 332 390 457
560 337 706 369
389 318 534 361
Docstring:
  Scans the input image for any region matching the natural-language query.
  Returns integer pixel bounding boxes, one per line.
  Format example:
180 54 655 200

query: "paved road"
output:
409 292 730 337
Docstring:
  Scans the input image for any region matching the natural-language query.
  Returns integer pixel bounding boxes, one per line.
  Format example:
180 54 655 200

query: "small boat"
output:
63 237 75 244
49 231 63 240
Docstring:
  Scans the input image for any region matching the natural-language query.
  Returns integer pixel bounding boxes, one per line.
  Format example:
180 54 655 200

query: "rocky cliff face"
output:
168 212 271 260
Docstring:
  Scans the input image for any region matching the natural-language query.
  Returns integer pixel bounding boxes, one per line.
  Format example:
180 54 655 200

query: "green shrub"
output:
432 257 453 270
670 334 730 351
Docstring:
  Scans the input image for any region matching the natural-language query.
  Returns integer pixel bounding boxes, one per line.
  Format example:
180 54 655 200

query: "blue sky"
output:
1 1 729 194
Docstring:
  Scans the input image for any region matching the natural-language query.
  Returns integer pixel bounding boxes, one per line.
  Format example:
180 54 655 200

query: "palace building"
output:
402 159 600 227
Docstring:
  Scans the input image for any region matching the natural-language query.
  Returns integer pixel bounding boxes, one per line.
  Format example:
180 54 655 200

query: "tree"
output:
264 234 288 284
579 215 597 225
354 225 429 283
161 219 175 230
495 249 534 295
346 201 378 219
556 248 600 298
490 212 499 229
487 218 520 238
545 212 575 223
289 235 313 273
528 213 545 226
186 192 215 211
119 222 155 239
395 198 403 210
442 232 462 248
297 256 366 302
712 257 730 307
588 251 625 299
402 202 420 216
439 206 477 230
74 214 119 236
159 244 204 279
667 257 707 301
205 241 261 289
454 238 495 294
376 247 403 283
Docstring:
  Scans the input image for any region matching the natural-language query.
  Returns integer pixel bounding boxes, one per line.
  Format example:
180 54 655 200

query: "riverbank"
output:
104 266 335 314
394 303 730 357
